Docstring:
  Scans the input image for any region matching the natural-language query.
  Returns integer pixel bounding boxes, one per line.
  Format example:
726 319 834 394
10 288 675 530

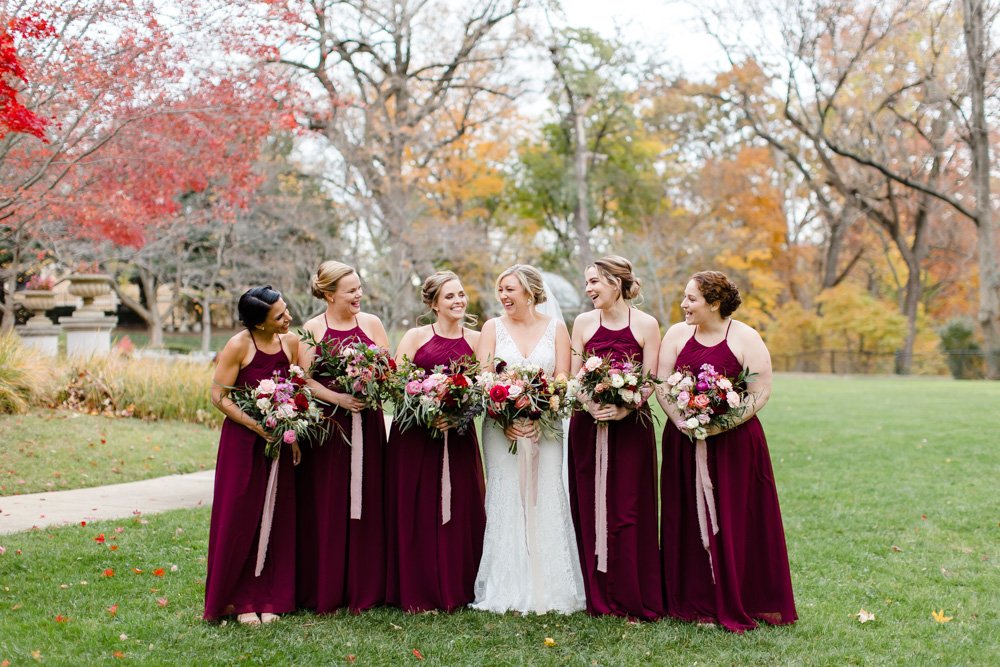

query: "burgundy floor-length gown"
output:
385 327 486 612
296 318 387 613
567 311 664 620
204 337 297 620
661 324 797 633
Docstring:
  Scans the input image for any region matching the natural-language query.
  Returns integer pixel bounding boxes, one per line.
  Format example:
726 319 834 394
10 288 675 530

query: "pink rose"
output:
405 380 423 395
282 430 297 444
692 394 711 410
264 415 278 429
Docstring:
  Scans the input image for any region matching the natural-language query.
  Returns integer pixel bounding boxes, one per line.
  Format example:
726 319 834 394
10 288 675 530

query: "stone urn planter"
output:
67 273 113 316
20 289 57 327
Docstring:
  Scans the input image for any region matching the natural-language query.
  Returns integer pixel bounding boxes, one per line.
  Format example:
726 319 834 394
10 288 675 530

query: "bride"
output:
471 264 585 614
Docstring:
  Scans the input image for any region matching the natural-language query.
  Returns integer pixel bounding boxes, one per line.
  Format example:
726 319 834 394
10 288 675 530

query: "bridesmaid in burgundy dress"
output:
205 286 303 625
567 256 664 620
296 261 390 613
385 271 486 612
656 271 797 633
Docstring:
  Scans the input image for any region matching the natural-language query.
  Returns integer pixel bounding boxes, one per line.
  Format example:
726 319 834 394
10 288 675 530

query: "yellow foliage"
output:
815 283 906 353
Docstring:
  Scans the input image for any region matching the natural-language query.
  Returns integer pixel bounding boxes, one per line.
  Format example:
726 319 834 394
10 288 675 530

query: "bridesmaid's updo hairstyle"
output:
496 264 547 305
591 255 642 301
238 285 282 329
691 271 742 318
311 260 356 299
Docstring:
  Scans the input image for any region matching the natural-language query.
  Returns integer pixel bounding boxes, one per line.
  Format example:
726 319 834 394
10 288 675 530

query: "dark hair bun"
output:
238 285 281 329
691 271 741 317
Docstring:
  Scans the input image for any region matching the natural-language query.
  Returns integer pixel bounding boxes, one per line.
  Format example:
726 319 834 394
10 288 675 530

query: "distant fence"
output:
771 349 990 378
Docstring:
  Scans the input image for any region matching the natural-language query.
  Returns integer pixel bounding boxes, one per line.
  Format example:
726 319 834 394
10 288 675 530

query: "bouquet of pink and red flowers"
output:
302 332 396 409
569 353 656 413
389 356 483 438
229 364 328 458
477 359 569 453
662 363 755 440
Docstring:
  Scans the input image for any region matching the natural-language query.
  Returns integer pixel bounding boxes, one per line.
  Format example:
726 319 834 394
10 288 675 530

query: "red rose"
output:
388 358 397 371
290 375 306 386
489 384 509 402
293 392 310 411
451 373 469 388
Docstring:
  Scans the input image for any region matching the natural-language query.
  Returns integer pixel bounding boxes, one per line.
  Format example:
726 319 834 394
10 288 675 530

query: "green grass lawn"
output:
1 376 998 665
0 411 218 495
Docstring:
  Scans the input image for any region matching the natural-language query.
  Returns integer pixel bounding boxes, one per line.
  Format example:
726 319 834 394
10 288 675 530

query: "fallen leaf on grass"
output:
31 650 41 662
855 609 875 623
931 609 953 623
103 568 115 577
113 651 125 659
412 649 425 660
133 568 143 574
120 634 128 641
346 656 356 664
156 597 168 607
544 637 557 647
107 604 119 617
54 614 69 623
890 545 903 553
3 658 10 666
80 521 87 527
94 534 106 543
390 622 403 630
0 546 5 555
153 568 165 577
110 545 119 551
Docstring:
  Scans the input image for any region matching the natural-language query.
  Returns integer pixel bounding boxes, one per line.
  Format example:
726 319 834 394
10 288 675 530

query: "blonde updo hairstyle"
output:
311 260 357 300
591 255 642 303
495 264 547 306
421 270 478 327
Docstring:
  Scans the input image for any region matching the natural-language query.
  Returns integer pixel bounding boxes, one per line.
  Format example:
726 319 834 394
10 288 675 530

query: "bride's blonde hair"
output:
495 264 547 305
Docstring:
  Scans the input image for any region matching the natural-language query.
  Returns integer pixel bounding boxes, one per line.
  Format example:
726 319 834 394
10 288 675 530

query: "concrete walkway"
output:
0 470 215 535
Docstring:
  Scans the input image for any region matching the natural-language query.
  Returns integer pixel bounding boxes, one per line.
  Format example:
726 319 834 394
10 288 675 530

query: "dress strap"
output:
249 330 260 351
431 323 437 336
628 307 632 325
323 312 330 329
599 311 603 326
725 319 733 339
354 315 360 328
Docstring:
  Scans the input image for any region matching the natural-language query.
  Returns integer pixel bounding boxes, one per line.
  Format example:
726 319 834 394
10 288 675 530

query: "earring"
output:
527 298 534 305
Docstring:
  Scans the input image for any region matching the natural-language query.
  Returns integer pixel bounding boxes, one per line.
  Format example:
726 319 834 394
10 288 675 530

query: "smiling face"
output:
434 279 468 323
327 271 363 315
681 279 719 327
259 298 292 335
584 266 620 310
497 274 530 314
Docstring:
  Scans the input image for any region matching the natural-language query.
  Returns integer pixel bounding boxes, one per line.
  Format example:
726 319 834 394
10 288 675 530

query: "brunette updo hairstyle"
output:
691 271 742 318
421 270 478 326
311 260 356 299
591 255 642 301
238 286 282 329
495 264 547 305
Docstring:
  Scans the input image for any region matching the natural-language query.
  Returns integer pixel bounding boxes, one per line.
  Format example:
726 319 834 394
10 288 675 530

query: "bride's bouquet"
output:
662 363 755 440
477 359 569 454
301 332 395 409
229 365 328 459
570 354 656 415
389 356 483 438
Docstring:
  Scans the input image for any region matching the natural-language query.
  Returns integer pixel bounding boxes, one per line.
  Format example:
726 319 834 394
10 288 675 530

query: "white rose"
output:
620 389 635 404
276 403 295 419
507 385 523 398
566 379 580 397
288 365 304 378
685 417 700 430
677 398 689 410
624 374 637 386
697 413 711 424
257 379 276 395
717 377 733 391
610 374 626 388
678 376 694 390
256 397 272 411
727 391 741 408
694 427 708 440
585 356 603 371
666 372 683 386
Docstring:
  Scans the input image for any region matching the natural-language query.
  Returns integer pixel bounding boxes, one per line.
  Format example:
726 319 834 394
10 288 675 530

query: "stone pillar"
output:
58 274 118 358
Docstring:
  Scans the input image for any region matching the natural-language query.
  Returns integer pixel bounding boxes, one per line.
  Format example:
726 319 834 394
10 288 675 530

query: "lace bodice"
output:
493 317 557 375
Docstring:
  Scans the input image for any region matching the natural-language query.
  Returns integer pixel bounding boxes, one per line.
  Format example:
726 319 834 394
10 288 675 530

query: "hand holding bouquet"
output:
229 365 327 459
570 354 656 418
303 332 395 409
662 363 754 440
390 356 483 438
477 359 568 453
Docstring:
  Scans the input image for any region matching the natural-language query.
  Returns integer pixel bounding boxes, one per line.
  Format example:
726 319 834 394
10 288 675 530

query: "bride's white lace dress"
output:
471 316 586 614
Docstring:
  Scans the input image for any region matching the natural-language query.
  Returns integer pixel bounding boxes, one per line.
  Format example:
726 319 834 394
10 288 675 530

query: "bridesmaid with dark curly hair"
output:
656 270 796 633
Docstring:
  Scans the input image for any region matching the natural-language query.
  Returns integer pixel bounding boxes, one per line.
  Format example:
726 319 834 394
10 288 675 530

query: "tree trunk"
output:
963 0 1000 379
200 294 212 354
111 266 164 349
572 106 594 272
